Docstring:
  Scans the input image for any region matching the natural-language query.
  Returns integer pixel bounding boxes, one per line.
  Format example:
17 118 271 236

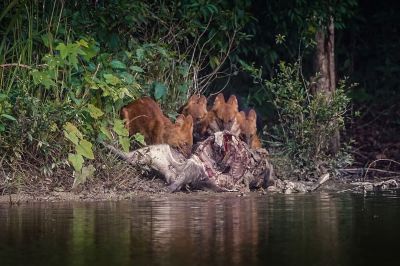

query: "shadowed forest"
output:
0 0 399 194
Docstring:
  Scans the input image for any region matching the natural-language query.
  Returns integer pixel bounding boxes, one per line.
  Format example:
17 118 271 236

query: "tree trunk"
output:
312 16 340 155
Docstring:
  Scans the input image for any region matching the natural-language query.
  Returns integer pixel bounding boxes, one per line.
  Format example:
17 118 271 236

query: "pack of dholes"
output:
121 93 263 156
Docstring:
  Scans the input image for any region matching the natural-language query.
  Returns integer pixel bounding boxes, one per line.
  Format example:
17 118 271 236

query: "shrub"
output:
246 61 353 179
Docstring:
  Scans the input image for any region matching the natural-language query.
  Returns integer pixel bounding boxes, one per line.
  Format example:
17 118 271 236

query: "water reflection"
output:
0 192 400 266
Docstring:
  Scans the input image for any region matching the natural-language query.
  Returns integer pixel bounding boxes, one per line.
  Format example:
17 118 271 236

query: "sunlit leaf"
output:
133 132 146 145
100 125 112 140
76 139 94 159
64 122 83 139
68 153 83 172
119 135 130 152
87 104 104 119
64 130 79 145
77 39 89 48
113 119 129 136
55 43 68 59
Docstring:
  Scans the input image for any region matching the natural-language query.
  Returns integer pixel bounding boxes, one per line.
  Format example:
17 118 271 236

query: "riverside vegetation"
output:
0 0 354 195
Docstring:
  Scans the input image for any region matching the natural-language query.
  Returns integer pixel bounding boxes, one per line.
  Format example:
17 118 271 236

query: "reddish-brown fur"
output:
237 109 262 149
180 95 208 140
204 93 240 135
121 97 193 155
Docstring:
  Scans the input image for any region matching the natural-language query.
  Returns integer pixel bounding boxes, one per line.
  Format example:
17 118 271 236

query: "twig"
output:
364 159 400 180
339 167 400 176
0 63 32 69
0 63 47 69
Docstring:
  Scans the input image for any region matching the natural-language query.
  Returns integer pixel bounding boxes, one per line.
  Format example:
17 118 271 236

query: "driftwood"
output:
106 131 274 192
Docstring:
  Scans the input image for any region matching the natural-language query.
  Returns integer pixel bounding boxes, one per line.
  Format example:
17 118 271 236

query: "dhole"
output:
237 109 262 149
121 97 193 155
180 95 208 141
204 93 240 135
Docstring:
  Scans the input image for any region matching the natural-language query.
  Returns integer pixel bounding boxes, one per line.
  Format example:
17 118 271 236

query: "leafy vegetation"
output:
0 0 252 190
244 62 354 179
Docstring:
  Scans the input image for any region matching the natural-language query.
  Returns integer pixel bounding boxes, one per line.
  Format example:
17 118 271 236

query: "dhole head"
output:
239 109 258 145
182 95 208 123
165 114 194 156
212 93 239 131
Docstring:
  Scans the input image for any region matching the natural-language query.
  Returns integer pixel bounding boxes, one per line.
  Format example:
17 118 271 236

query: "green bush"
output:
246 61 353 179
0 0 252 189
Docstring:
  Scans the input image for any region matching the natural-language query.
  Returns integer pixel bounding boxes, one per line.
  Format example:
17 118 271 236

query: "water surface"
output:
1 192 400 266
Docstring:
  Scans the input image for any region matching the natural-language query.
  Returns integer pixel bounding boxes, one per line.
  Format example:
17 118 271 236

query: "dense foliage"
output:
0 0 253 188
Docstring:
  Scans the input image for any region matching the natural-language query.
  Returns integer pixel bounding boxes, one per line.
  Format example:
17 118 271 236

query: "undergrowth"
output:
0 0 252 191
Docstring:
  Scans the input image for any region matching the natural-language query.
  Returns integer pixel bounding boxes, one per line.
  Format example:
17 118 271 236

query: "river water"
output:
0 192 399 266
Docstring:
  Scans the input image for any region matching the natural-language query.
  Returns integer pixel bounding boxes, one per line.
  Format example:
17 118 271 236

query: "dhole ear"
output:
213 93 225 110
199 95 207 105
188 95 198 104
238 111 245 120
185 114 193 127
227 95 238 110
175 114 185 126
248 109 257 121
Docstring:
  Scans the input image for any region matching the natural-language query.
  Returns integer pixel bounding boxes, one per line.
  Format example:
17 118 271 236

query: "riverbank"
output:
1 176 398 204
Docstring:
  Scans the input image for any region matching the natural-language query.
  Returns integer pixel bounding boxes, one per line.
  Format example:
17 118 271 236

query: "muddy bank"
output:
1 177 399 203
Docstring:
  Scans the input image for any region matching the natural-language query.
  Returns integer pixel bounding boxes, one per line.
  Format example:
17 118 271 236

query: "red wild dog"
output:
204 93 240 136
121 97 193 155
237 109 262 149
180 95 208 141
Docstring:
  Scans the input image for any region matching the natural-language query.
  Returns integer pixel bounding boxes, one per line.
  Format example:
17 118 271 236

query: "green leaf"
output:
64 122 83 139
209 56 220 69
1 114 16 121
113 119 128 136
103 73 121 85
87 104 104 119
30 70 56 89
119 72 134 84
68 153 84 172
110 60 127 70
154 82 167 100
0 124 5 132
178 83 188 93
136 48 145 60
129 66 144 73
55 43 68 59
178 64 189 77
100 125 112 140
76 139 94 159
119 136 130 152
64 130 79 145
77 39 89 48
133 132 146 145
41 33 53 48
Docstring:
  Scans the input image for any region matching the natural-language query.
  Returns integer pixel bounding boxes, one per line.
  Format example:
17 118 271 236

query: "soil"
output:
1 174 398 204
